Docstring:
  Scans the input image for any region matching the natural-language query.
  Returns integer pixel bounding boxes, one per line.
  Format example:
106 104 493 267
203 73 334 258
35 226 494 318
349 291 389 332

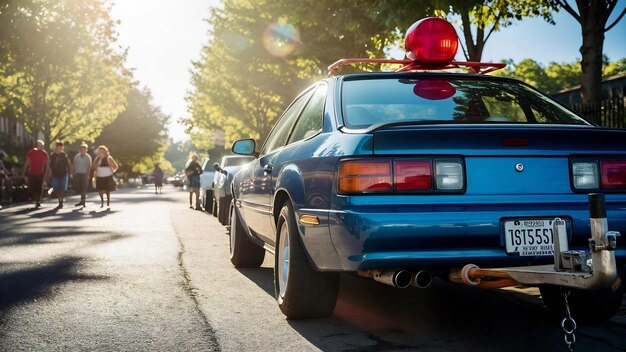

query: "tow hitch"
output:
450 193 620 290
449 193 621 351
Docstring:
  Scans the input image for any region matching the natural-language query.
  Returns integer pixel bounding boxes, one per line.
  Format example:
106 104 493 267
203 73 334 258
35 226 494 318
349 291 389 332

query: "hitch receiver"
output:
451 193 620 290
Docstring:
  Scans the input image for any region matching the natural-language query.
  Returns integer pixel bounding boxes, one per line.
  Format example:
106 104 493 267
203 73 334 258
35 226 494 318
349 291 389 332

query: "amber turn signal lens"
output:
338 160 392 193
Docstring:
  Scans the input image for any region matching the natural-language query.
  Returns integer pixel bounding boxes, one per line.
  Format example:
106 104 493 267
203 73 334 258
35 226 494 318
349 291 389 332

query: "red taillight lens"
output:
394 160 432 190
338 161 391 193
600 160 626 189
404 17 459 64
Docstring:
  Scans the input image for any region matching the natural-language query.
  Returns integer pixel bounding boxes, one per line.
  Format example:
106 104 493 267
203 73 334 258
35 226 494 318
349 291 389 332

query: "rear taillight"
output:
338 158 464 194
600 160 626 189
394 160 432 190
435 161 464 190
338 161 392 193
571 161 599 189
571 159 626 191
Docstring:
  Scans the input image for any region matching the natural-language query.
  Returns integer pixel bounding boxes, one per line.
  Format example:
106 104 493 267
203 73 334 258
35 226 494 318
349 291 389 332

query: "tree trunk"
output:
579 16 605 107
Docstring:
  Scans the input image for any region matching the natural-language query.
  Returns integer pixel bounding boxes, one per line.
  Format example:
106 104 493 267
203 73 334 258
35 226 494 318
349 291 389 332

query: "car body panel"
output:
230 72 626 274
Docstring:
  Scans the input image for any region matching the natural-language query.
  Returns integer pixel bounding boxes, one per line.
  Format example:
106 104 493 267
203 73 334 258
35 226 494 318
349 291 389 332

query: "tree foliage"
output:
552 0 626 104
186 0 560 148
0 0 130 144
494 56 626 93
369 0 555 62
95 87 171 176
185 0 437 148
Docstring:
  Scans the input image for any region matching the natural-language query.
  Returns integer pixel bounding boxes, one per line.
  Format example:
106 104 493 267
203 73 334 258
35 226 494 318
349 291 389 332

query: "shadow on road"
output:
237 267 274 296
0 256 109 311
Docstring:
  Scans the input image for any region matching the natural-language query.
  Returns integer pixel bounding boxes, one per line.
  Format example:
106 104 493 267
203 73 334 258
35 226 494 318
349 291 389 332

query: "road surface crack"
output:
177 236 221 351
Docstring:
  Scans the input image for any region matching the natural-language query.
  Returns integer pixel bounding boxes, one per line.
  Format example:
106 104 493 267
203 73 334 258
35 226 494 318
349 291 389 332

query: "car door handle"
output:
263 164 273 173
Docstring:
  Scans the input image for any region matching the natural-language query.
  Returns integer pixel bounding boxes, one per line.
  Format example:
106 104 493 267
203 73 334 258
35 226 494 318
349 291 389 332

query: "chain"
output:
561 289 577 351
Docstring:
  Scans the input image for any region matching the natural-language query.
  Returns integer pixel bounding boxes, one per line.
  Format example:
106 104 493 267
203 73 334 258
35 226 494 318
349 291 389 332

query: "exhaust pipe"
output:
357 269 412 288
412 270 433 288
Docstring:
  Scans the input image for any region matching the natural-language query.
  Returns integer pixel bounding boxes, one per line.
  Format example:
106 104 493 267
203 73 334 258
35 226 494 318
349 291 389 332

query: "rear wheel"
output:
274 201 339 318
204 190 213 213
211 197 217 217
218 197 229 225
229 204 265 267
540 275 624 323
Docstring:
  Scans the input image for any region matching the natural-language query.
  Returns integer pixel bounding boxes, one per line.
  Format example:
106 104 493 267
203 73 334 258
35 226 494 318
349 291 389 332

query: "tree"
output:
0 0 130 143
165 140 197 172
496 58 557 92
95 87 170 177
553 0 626 105
494 56 626 93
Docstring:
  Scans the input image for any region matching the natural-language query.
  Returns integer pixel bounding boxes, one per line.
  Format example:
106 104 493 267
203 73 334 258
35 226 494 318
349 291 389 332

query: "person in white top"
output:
90 145 119 209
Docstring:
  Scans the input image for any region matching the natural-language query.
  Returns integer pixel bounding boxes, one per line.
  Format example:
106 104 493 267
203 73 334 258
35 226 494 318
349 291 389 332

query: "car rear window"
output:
341 77 589 128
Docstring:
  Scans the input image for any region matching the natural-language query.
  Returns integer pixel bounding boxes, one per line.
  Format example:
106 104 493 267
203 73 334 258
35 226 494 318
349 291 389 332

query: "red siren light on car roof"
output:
405 17 459 64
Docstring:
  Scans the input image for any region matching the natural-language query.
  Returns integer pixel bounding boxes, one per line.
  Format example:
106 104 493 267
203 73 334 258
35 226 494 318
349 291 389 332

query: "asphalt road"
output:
0 187 624 351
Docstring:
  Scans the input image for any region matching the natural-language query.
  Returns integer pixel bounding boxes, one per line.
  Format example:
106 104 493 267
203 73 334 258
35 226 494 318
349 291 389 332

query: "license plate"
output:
503 219 563 256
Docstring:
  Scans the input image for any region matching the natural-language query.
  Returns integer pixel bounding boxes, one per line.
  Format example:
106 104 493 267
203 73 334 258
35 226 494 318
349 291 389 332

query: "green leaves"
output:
0 0 130 144
95 88 170 176
493 56 626 93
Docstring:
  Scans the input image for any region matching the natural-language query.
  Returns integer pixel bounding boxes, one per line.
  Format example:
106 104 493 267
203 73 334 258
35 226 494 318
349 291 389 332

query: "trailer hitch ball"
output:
461 264 481 286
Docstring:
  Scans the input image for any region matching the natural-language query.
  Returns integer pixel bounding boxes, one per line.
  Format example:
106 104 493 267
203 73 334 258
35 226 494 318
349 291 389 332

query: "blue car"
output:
228 18 626 320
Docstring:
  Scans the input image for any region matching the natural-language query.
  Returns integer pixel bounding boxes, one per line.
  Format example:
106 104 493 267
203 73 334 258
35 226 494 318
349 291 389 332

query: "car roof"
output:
333 71 524 85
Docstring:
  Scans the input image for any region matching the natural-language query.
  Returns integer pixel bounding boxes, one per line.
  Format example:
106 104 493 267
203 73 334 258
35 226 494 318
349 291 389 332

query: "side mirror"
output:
232 139 257 156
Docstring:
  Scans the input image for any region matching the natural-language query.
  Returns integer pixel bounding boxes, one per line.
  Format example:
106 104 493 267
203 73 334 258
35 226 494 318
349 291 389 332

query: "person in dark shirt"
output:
153 163 164 194
48 140 72 208
185 154 203 209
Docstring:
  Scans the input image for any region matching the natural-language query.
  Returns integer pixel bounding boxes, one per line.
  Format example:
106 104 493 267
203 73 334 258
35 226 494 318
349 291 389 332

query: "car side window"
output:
261 89 313 155
287 84 327 145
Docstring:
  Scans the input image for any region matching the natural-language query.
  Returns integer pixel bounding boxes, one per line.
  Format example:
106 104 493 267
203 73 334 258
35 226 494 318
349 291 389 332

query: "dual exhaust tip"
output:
358 269 433 289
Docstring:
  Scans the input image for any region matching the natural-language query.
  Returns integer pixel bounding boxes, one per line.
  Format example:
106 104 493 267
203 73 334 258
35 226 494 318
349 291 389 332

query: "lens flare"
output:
262 21 300 57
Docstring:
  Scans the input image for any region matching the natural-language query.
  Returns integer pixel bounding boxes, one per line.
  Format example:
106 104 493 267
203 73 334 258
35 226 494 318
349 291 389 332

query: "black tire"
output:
229 204 265 268
540 276 624 323
212 197 217 217
218 197 229 225
274 201 339 318
204 190 213 213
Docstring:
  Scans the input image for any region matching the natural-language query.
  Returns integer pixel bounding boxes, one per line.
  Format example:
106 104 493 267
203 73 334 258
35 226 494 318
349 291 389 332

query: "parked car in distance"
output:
141 174 154 185
212 155 256 225
227 18 626 320
166 174 185 187
199 159 216 212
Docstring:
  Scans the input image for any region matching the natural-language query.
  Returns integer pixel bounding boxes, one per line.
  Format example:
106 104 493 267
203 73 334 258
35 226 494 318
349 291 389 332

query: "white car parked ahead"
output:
199 158 216 212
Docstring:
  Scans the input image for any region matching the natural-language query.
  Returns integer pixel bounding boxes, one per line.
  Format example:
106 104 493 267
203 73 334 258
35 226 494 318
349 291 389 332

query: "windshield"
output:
341 77 589 128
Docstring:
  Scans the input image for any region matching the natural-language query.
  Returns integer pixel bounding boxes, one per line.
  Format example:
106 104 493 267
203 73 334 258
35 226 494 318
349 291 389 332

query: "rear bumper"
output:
327 194 626 271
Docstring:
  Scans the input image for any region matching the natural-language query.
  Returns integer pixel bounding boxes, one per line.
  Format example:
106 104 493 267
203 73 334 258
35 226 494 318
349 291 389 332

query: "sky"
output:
110 1 626 142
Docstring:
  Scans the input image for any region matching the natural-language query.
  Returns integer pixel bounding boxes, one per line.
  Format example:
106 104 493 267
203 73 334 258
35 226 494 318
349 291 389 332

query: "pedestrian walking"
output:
185 154 203 210
152 163 164 194
22 140 49 208
72 142 92 207
48 140 72 208
91 145 118 209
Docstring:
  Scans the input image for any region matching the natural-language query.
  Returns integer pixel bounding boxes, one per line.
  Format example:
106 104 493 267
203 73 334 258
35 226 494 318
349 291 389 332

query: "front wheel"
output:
540 276 624 323
274 201 339 318
229 204 265 268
